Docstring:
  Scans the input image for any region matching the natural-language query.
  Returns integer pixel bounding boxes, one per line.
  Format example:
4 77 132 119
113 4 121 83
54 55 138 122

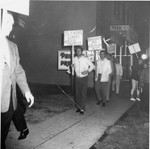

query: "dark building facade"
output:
13 1 149 85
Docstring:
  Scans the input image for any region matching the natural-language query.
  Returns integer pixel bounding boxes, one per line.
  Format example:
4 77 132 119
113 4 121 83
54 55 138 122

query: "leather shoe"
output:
97 100 102 105
80 110 84 114
76 109 81 112
18 128 29 140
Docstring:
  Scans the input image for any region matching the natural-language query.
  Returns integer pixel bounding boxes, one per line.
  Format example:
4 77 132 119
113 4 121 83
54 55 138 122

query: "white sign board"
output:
83 50 100 62
107 43 116 54
128 43 141 54
88 36 102 51
64 30 83 46
58 50 71 70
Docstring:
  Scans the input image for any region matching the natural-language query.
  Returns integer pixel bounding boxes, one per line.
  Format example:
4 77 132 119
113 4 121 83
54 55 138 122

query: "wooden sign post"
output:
87 36 102 81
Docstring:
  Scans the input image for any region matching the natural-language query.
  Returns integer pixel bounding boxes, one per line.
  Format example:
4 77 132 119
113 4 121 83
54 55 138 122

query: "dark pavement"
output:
6 81 135 149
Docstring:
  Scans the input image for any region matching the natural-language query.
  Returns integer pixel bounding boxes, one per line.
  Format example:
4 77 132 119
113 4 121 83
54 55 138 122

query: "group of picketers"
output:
1 11 149 149
71 45 149 115
71 46 123 114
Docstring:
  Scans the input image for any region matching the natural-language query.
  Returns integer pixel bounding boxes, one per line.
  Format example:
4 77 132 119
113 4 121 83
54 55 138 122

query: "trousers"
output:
75 76 88 111
95 75 109 103
1 89 27 149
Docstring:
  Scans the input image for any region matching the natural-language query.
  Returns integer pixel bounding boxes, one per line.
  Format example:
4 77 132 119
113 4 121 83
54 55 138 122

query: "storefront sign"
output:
110 25 129 31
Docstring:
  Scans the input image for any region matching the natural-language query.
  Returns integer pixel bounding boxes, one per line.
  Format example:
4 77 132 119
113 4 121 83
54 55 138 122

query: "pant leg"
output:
101 82 109 103
75 77 83 110
116 75 121 94
12 103 27 132
81 77 88 111
1 97 14 149
112 79 116 92
109 76 114 97
140 83 149 113
75 77 88 111
106 76 111 101
95 76 102 102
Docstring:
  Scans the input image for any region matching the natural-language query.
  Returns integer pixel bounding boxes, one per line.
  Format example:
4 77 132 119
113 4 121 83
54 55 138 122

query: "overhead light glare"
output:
141 54 147 60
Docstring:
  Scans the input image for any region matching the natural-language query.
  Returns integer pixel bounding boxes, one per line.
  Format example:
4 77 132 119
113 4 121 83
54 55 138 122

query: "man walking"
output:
95 50 112 107
73 46 95 114
1 12 34 149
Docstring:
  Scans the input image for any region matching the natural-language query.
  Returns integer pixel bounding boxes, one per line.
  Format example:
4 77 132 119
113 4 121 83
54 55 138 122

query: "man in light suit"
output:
95 50 112 107
1 12 34 149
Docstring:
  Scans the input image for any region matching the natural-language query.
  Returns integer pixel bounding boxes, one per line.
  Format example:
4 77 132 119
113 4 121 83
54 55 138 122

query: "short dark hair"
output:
100 50 106 55
75 46 83 51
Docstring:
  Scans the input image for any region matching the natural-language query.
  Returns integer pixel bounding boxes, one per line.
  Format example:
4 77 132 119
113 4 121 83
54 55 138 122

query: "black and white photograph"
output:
0 0 149 149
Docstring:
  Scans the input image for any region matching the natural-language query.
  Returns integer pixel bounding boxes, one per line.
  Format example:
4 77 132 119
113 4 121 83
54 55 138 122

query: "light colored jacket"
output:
115 63 123 76
96 58 112 82
1 39 30 112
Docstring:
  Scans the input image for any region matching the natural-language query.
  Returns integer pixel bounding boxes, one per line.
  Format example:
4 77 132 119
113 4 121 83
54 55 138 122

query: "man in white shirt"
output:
73 46 95 114
95 50 112 107
112 57 123 95
106 53 116 101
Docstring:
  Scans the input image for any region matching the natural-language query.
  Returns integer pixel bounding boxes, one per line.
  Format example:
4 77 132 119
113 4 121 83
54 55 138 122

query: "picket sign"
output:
107 43 116 54
58 50 71 70
64 30 83 74
128 43 141 58
87 36 102 51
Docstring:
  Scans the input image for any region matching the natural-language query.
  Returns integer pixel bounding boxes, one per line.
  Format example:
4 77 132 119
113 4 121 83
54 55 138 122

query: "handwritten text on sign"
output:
83 50 100 62
64 30 83 46
128 43 141 54
58 50 71 70
88 36 102 50
107 43 116 54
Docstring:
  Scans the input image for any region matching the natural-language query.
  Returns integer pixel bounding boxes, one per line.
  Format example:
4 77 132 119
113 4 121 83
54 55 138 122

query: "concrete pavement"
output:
6 82 134 149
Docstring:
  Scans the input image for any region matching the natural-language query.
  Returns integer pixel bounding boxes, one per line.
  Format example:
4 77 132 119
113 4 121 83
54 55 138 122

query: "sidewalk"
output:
6 83 134 149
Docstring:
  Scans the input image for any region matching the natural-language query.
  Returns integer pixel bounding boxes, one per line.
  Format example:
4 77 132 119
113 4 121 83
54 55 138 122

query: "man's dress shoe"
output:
18 128 29 140
76 109 81 113
80 110 84 114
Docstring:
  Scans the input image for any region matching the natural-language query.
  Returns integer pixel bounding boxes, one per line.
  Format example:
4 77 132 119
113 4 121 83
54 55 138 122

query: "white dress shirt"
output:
96 58 112 82
74 55 95 78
